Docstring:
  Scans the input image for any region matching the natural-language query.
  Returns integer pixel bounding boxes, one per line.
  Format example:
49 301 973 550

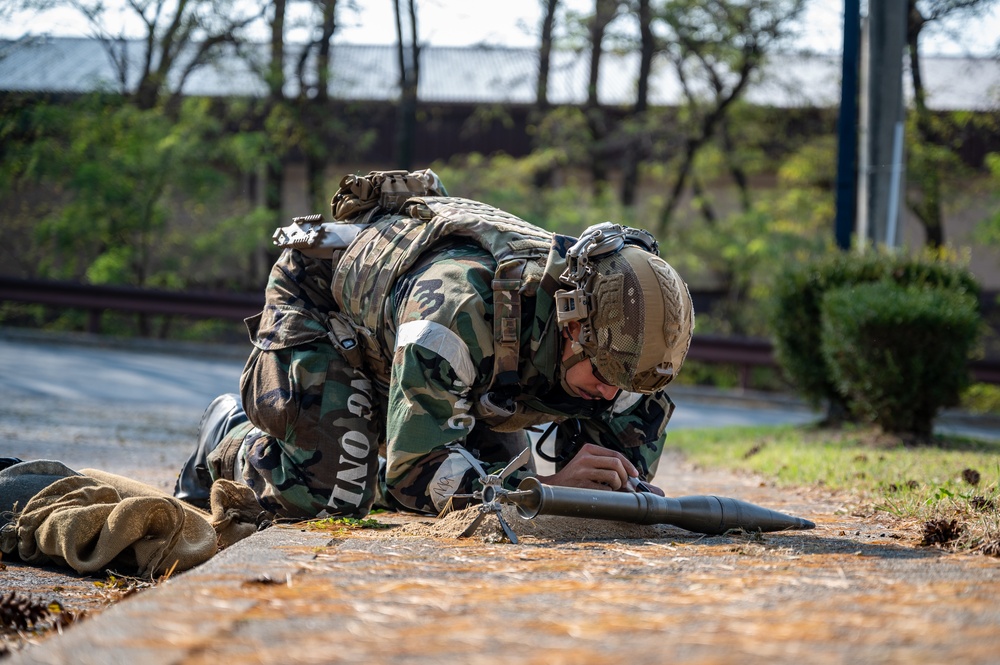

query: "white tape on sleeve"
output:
395 320 476 387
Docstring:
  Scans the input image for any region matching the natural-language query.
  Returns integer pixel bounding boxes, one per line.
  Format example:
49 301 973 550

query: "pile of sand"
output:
395 504 688 542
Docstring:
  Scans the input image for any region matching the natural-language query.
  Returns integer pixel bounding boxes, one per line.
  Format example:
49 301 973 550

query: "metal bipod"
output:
440 447 531 544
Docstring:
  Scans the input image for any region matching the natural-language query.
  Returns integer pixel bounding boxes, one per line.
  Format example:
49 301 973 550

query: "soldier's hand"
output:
536 443 639 491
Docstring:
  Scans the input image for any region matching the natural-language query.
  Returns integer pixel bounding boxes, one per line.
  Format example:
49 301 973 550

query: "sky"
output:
1 0 998 57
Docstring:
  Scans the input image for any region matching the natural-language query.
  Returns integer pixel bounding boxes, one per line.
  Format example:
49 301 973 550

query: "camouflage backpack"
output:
272 170 554 410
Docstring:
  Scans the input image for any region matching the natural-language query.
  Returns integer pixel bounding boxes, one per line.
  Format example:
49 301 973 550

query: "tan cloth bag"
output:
6 464 266 578
13 470 217 577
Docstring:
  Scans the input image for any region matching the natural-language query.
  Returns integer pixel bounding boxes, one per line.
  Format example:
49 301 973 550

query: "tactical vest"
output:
330 197 553 406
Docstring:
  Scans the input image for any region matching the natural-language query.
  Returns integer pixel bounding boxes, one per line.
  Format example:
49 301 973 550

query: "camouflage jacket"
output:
252 202 675 514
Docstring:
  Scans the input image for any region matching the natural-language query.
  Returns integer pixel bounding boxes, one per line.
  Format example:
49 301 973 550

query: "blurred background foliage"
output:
1 0 999 411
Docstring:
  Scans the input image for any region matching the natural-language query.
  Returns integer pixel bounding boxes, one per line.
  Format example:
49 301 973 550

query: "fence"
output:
2 276 999 386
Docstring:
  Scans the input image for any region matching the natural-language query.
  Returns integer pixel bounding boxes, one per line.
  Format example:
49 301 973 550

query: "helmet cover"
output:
577 245 694 393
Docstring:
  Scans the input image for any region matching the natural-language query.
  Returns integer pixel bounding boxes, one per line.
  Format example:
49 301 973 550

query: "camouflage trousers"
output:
207 339 385 519
211 339 532 519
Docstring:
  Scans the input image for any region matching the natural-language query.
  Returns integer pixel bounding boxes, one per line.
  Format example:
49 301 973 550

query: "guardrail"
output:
0 276 263 332
2 276 999 386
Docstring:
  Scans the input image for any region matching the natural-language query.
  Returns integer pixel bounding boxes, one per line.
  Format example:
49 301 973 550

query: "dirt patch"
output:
0 563 155 657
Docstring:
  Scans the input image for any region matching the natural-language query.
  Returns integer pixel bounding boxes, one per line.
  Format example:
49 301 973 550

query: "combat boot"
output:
174 393 248 509
0 458 24 472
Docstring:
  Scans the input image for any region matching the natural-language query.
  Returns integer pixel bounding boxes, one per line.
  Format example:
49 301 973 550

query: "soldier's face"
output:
562 322 620 401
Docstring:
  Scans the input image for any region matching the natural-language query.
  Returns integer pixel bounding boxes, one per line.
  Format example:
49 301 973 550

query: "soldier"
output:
174 169 695 519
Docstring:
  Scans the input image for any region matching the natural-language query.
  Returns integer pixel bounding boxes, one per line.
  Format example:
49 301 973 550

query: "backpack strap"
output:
484 258 527 416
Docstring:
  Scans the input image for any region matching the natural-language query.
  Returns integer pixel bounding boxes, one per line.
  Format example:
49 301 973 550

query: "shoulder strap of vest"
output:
333 196 551 408
405 199 551 411
490 258 528 402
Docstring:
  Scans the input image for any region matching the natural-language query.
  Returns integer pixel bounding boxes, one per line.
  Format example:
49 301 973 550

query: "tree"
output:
394 0 420 170
681 135 837 335
530 0 560 188
974 152 1000 251
0 95 262 285
905 0 999 247
245 1 370 215
619 0 654 206
653 0 805 236
584 0 621 190
11 0 260 110
536 0 560 114
299 0 341 206
264 0 288 221
0 2 275 323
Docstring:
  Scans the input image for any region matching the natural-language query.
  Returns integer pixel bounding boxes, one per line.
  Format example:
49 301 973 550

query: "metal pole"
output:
855 14 871 247
886 120 905 246
835 0 862 250
864 0 908 245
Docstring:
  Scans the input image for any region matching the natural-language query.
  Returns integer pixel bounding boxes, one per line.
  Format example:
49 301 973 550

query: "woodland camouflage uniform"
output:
192 176 681 519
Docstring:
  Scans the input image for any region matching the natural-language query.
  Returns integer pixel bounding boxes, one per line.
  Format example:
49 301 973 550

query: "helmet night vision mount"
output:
554 221 658 328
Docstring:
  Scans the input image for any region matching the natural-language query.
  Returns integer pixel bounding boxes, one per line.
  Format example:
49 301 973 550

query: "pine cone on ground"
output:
0 591 53 631
920 519 963 547
961 468 981 486
970 495 997 512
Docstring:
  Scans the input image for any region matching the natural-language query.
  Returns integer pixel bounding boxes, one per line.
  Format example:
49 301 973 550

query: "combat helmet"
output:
554 222 694 394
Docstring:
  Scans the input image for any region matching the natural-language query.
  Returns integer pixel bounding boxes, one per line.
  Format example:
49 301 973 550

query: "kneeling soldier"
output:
175 169 694 519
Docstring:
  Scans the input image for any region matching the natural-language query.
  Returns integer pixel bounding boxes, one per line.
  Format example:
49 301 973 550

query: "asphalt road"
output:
0 333 245 409
3 329 996 487
0 330 829 487
0 330 828 416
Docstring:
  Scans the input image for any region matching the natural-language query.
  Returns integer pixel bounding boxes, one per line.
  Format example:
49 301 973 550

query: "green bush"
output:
820 281 980 436
769 249 980 419
961 383 1000 416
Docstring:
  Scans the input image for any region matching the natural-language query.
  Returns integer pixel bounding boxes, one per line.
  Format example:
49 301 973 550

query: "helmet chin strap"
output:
557 329 590 395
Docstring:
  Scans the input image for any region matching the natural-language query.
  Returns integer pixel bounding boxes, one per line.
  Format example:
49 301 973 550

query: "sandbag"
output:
0 462 267 578
11 474 215 577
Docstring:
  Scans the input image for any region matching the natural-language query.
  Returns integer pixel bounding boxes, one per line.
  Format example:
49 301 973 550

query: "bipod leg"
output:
496 513 519 544
459 511 488 539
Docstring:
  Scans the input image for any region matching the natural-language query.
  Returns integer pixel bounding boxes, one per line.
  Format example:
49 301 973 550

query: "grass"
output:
304 516 393 534
664 423 1000 554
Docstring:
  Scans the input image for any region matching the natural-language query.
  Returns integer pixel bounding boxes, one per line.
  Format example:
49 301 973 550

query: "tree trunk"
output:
586 0 617 191
656 84 748 235
906 0 944 247
316 0 337 102
720 117 751 213
532 0 559 189
269 0 287 98
394 0 419 171
266 0 287 222
536 0 558 111
308 0 338 207
690 174 717 224
620 0 653 207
